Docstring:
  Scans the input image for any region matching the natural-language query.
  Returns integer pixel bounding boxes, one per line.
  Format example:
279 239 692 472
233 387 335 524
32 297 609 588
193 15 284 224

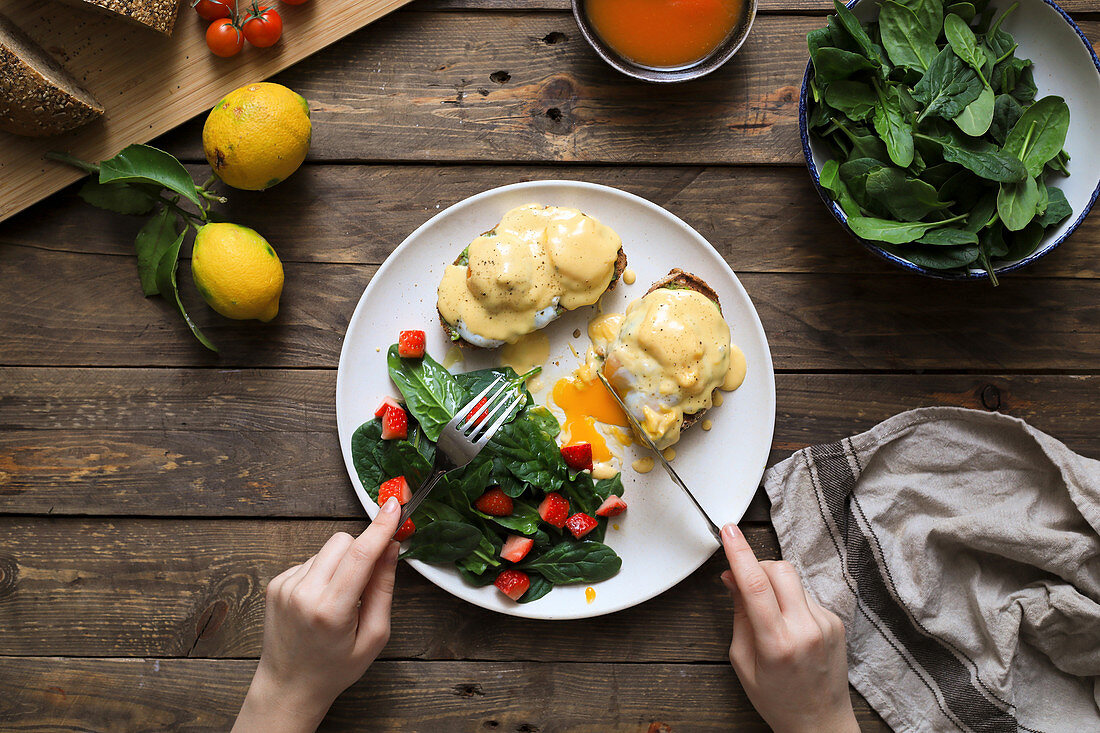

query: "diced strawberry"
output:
398 330 426 358
494 569 530 601
565 512 598 539
381 405 408 440
560 442 594 472
469 396 488 426
500 534 534 563
538 491 570 528
374 395 402 418
595 495 627 517
378 476 412 505
394 518 416 541
475 487 513 516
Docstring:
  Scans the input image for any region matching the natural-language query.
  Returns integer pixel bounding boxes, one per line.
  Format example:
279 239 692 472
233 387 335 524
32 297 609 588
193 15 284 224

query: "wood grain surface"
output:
0 657 891 732
3 0 1098 730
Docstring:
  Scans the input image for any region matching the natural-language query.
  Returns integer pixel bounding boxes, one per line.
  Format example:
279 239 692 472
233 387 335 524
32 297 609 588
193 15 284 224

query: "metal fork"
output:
393 375 526 535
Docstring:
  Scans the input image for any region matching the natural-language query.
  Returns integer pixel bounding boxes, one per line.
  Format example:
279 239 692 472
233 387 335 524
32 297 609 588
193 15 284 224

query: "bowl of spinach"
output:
800 0 1100 282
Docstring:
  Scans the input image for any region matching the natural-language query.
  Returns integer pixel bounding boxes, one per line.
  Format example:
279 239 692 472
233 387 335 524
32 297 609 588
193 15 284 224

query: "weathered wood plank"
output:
1 370 1096 518
153 14 815 165
5 164 1098 278
0 518 766 660
151 14 1100 165
0 657 891 732
2 247 1099 369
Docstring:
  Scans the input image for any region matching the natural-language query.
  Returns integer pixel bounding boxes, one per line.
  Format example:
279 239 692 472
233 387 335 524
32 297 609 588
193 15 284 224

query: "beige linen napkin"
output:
764 407 1100 733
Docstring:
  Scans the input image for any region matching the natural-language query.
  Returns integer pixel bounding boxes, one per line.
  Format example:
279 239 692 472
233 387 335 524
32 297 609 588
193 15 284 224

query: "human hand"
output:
233 497 403 733
720 523 858 733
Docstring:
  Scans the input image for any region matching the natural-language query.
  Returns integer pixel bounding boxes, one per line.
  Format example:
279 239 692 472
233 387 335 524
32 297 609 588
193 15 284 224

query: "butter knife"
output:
596 371 722 541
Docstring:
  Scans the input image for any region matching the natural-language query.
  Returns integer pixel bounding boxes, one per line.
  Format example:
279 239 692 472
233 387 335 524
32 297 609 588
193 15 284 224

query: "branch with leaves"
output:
48 144 224 351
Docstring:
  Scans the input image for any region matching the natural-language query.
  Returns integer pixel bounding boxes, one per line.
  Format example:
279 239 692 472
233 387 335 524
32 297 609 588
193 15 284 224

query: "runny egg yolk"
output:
552 374 631 463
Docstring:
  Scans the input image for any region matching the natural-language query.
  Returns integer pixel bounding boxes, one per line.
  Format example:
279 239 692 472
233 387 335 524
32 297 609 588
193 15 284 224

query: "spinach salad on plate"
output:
351 343 625 604
806 0 1073 282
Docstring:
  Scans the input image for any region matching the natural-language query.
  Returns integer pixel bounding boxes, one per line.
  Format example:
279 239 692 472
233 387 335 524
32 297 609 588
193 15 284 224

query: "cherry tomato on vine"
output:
193 0 231 20
243 6 283 47
206 19 244 57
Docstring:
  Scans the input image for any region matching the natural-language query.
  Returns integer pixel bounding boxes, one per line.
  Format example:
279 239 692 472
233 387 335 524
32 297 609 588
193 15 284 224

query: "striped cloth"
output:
764 407 1100 733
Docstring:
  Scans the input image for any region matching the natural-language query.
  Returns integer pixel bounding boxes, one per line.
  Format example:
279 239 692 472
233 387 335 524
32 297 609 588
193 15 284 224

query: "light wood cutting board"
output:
0 0 413 223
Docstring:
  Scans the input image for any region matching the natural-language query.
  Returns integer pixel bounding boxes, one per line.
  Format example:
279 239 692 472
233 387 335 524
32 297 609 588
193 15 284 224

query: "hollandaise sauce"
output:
585 0 743 69
437 204 622 345
602 288 731 449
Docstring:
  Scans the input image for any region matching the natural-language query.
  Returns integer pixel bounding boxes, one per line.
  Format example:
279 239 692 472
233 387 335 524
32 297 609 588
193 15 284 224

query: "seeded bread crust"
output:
438 232 628 349
644 268 724 432
0 12 103 137
56 0 181 35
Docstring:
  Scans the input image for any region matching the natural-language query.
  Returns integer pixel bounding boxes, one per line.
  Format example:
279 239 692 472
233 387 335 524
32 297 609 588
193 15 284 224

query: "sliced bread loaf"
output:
0 12 103 137
57 0 182 36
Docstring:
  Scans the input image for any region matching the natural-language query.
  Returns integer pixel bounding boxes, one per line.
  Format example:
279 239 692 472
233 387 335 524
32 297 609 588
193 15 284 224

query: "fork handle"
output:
393 467 447 537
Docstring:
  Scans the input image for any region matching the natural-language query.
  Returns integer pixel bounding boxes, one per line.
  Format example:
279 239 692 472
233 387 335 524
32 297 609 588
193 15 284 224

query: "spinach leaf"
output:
518 574 554 603
832 0 887 72
387 345 465 441
812 48 880 83
916 130 1026 181
400 521 482 563
487 407 567 493
944 13 988 84
1003 96 1071 177
865 167 951 220
886 243 981 268
351 418 434 498
954 85 995 137
997 176 1040 231
1037 186 1071 228
988 94 1022 145
846 214 963 244
520 541 622 584
872 82 915 168
1003 221 1044 261
1046 148 1070 177
823 81 877 121
879 0 939 71
913 47 983 123
476 499 542 535
947 1 976 22
916 228 979 246
818 159 862 217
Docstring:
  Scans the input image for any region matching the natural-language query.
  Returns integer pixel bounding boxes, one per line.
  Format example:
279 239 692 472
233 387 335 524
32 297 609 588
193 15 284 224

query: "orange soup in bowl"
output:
585 0 744 69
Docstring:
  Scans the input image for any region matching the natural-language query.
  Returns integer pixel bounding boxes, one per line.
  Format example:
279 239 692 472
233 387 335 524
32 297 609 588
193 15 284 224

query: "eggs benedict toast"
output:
597 269 745 450
437 204 627 348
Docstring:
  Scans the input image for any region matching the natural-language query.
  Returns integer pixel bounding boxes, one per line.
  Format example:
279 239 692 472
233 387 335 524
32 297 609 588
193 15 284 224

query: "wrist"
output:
235 667 334 733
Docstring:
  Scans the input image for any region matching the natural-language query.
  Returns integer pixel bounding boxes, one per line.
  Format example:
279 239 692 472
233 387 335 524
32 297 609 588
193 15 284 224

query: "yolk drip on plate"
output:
552 371 630 472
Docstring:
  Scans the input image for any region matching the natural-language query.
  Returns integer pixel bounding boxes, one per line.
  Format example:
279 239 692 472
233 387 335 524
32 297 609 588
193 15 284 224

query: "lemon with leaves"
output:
202 82 311 191
192 223 284 322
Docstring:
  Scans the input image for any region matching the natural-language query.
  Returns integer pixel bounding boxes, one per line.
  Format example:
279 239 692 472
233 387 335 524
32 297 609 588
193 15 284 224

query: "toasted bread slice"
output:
643 268 723 432
439 231 627 348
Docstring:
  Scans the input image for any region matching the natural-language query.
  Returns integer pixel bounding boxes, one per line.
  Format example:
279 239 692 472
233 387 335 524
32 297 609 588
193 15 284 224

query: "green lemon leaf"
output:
99 144 202 206
78 179 157 215
153 228 218 352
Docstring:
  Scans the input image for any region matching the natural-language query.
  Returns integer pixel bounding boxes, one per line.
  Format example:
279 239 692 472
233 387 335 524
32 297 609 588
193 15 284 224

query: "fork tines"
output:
457 375 525 444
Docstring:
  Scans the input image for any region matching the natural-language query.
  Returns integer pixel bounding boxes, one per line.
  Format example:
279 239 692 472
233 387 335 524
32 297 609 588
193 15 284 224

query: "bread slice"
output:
0 12 103 137
642 268 723 432
57 0 182 35
440 232 628 348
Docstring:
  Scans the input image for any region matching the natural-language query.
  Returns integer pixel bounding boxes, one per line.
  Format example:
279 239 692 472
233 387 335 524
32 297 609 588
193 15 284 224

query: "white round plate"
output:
336 180 776 619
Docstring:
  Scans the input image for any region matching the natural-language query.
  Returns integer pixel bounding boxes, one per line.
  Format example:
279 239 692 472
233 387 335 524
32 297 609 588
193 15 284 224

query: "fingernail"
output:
722 523 741 540
720 573 735 592
381 497 400 514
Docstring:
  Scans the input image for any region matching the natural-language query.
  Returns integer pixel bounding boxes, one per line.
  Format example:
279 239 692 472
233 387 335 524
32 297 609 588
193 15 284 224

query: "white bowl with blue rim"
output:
799 0 1100 279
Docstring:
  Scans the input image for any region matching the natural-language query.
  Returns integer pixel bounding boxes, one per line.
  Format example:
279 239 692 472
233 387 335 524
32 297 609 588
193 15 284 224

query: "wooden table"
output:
2 0 1098 729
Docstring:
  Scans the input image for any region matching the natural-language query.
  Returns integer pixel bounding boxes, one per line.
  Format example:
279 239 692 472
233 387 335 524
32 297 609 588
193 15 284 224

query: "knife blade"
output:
596 370 722 541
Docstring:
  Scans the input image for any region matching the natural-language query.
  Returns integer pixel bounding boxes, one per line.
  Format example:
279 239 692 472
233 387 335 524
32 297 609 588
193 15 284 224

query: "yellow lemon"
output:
202 82 311 191
192 223 284 322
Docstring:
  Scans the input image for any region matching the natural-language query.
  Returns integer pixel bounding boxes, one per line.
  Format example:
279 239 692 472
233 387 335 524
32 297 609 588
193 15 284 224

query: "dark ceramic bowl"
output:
571 0 758 83
799 0 1100 280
